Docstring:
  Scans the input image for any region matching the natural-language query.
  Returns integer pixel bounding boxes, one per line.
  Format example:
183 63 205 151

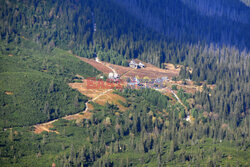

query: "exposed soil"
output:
164 63 182 72
88 103 94 111
105 60 180 79
69 81 105 98
94 92 128 111
64 111 92 120
34 122 59 134
77 57 112 74
69 80 127 111
33 86 116 134
33 57 213 134
78 57 180 79
5 91 13 95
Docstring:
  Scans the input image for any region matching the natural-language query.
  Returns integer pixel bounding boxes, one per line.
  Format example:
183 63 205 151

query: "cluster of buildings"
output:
127 76 169 89
108 66 120 82
129 59 145 69
95 57 170 89
108 72 120 80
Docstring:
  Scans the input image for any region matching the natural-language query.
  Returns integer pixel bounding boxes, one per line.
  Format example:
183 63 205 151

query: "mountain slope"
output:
112 0 250 49
0 39 100 127
1 0 249 68
0 0 249 166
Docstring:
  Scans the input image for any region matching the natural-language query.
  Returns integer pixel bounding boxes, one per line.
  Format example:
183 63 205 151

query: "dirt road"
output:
157 87 188 112
34 89 113 134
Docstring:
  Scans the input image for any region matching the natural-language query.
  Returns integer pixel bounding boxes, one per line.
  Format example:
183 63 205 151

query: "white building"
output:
108 72 114 79
95 57 100 63
185 115 191 122
139 62 145 68
129 59 145 69
108 72 119 79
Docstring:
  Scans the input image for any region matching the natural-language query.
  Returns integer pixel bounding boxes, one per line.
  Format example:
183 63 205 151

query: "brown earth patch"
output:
69 81 105 98
88 103 94 111
94 92 128 111
77 57 180 79
64 111 92 120
164 63 181 72
69 79 126 97
105 60 180 79
34 123 59 134
5 91 13 95
8 54 14 57
77 57 112 74
69 80 128 111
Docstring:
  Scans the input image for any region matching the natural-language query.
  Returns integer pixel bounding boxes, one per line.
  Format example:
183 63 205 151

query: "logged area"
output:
80 57 180 79
69 79 128 111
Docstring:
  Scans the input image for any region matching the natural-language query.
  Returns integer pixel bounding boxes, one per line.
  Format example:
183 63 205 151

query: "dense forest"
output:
0 0 249 166
0 88 249 166
1 0 249 66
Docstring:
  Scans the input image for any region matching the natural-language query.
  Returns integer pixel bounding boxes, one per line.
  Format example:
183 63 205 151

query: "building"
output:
129 59 138 69
129 59 145 69
114 73 119 79
185 115 191 122
138 62 145 68
127 77 140 84
95 57 100 63
108 72 114 79
108 72 119 79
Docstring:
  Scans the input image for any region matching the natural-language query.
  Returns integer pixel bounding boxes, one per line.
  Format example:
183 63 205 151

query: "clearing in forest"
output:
78 57 180 79
5 91 13 95
69 80 127 111
94 91 127 111
106 59 180 79
34 122 59 134
34 78 127 134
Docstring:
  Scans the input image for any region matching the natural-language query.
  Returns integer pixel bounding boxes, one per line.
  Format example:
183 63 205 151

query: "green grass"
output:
0 40 100 127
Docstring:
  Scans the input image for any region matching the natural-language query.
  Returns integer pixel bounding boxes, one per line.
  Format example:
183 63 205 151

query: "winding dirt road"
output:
34 89 113 134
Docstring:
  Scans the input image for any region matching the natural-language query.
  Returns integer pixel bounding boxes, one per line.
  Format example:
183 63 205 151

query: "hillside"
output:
1 0 249 66
0 39 100 127
0 0 249 166
112 0 250 48
241 0 250 6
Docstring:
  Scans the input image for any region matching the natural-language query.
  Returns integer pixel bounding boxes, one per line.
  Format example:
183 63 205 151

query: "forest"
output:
0 0 249 166
0 39 100 127
0 88 249 166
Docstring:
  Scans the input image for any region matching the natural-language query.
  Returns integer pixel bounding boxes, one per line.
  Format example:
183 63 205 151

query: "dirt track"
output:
33 57 199 134
34 120 59 134
34 89 113 134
